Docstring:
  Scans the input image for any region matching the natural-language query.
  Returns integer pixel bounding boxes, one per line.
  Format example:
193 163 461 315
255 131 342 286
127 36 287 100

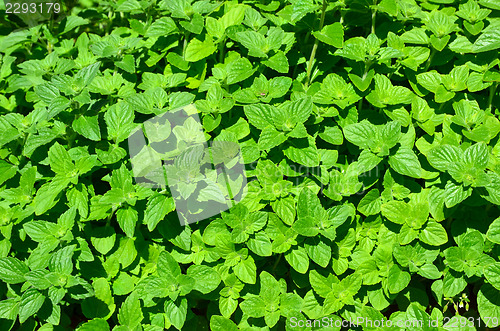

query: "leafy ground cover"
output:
2 0 500 330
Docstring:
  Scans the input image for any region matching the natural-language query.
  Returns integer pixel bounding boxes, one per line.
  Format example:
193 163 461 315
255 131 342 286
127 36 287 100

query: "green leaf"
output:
271 196 295 226
117 292 143 328
464 142 488 169
314 73 361 108
313 22 344 48
234 257 257 284
293 216 319 237
116 207 137 238
157 251 181 279
91 226 116 255
487 217 500 244
220 5 246 30
259 271 280 303
184 38 217 62
297 187 321 219
74 62 101 89
226 57 255 85
358 189 382 216
145 17 177 37
104 103 135 143
76 319 110 331
319 126 343 145
381 201 407 224
443 271 467 298
444 247 480 273
187 265 221 294
49 245 76 275
236 31 267 58
34 83 60 104
263 51 289 73
111 237 137 268
349 69 375 92
479 0 500 10
305 238 331 267
116 54 136 73
388 147 423 178
419 221 448 246
430 35 450 52
290 0 318 23
240 294 266 317
258 126 287 151
387 264 410 294
82 278 115 319
210 316 239 331
0 160 16 185
0 257 28 284
19 288 45 323
485 263 500 291
343 120 377 150
418 263 442 279
33 176 71 215
284 143 320 167
282 96 313 125
73 115 101 141
444 181 472 208
427 145 463 172
48 142 75 175
144 194 175 231
164 298 187 330
366 74 414 107
478 284 500 328
472 26 500 52
0 118 20 147
285 246 309 274
243 104 275 130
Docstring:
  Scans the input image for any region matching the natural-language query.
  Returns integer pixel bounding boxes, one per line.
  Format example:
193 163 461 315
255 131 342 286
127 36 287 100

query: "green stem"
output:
363 60 371 76
272 254 282 274
106 210 114 226
388 63 401 79
67 130 77 149
305 42 318 88
14 132 29 166
488 82 498 111
182 32 190 60
218 38 225 63
304 31 311 47
371 9 377 35
292 61 298 80
306 0 328 88
221 167 235 208
358 97 363 111
424 47 436 71
105 10 114 36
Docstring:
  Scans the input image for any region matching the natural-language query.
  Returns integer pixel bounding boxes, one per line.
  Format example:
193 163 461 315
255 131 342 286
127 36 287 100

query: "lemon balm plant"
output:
1 0 500 330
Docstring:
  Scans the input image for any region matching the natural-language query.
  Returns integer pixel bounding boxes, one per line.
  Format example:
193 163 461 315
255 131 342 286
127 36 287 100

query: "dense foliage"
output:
2 0 500 329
